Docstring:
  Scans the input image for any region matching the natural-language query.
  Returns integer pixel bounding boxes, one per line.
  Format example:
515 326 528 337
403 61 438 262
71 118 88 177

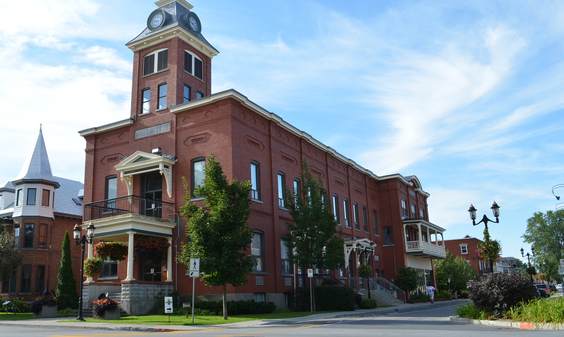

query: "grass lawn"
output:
58 311 335 325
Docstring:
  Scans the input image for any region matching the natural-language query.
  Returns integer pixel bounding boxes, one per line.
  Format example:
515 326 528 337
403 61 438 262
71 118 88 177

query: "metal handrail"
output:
84 195 174 221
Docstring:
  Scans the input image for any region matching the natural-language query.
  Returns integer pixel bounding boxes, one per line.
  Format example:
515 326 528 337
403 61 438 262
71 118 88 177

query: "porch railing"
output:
406 240 445 255
84 195 174 222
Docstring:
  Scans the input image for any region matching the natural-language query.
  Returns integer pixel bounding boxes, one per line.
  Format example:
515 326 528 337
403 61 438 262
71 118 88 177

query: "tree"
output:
393 266 418 293
178 156 254 320
0 226 24 283
522 210 564 282
435 253 478 294
284 160 344 274
55 231 79 309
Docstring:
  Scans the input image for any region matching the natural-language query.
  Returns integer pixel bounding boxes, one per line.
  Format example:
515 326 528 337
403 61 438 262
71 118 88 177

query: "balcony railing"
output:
84 195 174 222
406 240 445 255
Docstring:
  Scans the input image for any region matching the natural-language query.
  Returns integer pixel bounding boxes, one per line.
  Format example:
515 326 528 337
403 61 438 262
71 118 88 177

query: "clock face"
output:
151 12 164 28
147 10 165 31
186 13 201 34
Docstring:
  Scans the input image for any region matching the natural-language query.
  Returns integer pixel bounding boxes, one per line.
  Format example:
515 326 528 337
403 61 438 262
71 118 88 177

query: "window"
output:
183 84 191 103
383 226 393 245
197 91 203 99
252 231 264 272
254 293 266 302
35 265 45 293
105 175 117 209
353 203 360 230
20 265 32 293
191 158 206 197
141 88 151 114
38 224 47 249
281 238 292 274
16 189 22 206
251 161 260 200
158 83 167 109
24 223 34 248
26 188 36 205
41 189 50 206
461 244 468 254
2 267 17 294
343 198 350 228
401 199 408 217
362 206 368 232
14 226 20 248
184 51 203 80
411 204 416 218
277 172 286 208
143 49 168 76
420 208 425 219
332 194 340 225
373 210 379 235
293 178 301 203
102 261 118 278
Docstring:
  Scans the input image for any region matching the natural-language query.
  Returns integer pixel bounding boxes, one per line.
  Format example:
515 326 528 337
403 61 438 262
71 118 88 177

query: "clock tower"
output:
126 0 218 119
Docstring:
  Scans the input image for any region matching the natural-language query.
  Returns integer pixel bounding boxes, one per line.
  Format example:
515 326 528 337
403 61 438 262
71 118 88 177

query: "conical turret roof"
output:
12 126 60 188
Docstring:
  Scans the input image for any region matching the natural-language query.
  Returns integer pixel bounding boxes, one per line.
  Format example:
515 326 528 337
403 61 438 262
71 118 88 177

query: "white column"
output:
86 241 94 283
125 232 136 281
166 237 173 282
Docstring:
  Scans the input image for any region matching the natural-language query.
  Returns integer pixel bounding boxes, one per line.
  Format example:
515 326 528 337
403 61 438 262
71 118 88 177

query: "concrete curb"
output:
450 316 564 330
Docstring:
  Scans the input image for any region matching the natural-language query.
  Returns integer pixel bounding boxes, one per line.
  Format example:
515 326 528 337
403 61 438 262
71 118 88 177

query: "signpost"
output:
308 268 313 313
164 296 173 322
189 258 200 323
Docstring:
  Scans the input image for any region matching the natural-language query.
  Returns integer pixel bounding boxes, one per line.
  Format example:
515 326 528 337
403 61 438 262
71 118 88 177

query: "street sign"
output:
307 268 313 278
164 296 173 314
190 258 200 277
560 259 564 265
559 265 564 275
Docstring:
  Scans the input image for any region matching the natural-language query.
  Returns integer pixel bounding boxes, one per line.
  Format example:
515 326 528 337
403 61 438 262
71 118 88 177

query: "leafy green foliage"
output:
360 298 377 309
393 266 418 292
522 210 564 281
84 257 104 277
508 296 564 323
55 231 78 310
358 265 371 278
0 297 30 313
469 273 536 314
295 286 355 311
455 302 489 319
179 156 254 320
476 228 501 265
284 159 344 272
0 227 24 282
435 252 478 294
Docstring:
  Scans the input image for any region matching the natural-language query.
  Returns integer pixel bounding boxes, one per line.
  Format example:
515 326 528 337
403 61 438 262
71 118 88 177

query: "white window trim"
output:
184 50 204 81
460 243 468 254
144 48 168 76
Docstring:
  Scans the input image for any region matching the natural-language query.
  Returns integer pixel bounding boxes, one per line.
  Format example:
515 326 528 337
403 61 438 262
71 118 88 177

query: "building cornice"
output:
126 27 219 59
170 89 429 195
78 118 134 137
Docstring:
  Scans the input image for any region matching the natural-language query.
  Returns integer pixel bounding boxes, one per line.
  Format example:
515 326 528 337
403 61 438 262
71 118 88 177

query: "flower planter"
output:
32 304 58 318
93 308 120 320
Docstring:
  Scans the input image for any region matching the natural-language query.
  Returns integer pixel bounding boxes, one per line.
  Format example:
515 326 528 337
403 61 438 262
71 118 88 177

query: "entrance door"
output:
142 172 162 218
140 255 162 282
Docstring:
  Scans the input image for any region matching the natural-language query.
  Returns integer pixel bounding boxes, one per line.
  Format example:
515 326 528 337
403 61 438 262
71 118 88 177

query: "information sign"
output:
307 268 313 278
190 258 200 277
164 297 173 314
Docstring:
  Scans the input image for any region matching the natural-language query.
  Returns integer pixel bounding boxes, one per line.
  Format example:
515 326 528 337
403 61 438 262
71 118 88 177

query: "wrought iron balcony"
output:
84 195 174 222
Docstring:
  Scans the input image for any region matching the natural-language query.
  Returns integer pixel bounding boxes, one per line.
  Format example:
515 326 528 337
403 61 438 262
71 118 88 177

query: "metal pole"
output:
191 276 195 323
309 277 313 313
77 237 86 321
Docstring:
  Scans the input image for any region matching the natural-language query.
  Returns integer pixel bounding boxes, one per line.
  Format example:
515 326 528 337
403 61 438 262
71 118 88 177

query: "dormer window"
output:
143 49 168 76
184 51 203 80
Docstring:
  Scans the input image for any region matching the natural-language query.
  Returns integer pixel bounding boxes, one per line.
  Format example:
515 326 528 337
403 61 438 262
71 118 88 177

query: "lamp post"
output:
468 201 500 273
521 247 535 283
73 222 95 322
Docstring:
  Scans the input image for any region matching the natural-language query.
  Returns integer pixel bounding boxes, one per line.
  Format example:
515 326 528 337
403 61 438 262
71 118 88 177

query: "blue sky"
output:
1 0 564 264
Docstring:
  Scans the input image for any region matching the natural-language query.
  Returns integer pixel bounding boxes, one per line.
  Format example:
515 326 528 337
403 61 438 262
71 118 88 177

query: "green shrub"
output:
437 290 451 299
455 302 489 320
192 300 276 315
0 297 30 313
360 298 377 309
508 297 564 323
295 286 355 311
58 307 76 316
469 273 535 314
410 293 429 302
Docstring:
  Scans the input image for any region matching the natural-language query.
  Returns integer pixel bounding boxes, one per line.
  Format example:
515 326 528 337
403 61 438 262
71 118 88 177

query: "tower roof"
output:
12 126 60 188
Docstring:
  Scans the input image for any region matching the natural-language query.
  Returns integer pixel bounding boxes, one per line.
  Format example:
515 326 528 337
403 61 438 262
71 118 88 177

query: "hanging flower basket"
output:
94 241 128 262
84 258 104 278
358 265 371 278
134 236 170 261
526 266 537 276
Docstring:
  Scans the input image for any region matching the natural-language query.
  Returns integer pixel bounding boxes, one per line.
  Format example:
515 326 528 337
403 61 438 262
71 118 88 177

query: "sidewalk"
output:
0 300 457 332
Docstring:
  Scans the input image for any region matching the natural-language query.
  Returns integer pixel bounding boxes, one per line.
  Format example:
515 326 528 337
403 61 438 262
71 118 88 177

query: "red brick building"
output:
78 0 446 314
444 235 489 277
0 127 84 301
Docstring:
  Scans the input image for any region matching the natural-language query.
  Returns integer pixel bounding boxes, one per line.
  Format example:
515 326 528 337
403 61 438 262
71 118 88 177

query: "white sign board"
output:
560 259 564 265
559 265 564 275
164 296 173 314
190 258 200 277
307 268 313 278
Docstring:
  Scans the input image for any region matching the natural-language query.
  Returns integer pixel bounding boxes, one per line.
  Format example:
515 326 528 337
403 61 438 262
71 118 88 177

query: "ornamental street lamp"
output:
521 247 535 283
73 222 95 322
356 242 376 299
468 201 500 273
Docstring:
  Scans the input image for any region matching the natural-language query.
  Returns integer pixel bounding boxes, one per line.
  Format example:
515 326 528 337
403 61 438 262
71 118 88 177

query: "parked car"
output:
536 284 550 298
557 284 563 291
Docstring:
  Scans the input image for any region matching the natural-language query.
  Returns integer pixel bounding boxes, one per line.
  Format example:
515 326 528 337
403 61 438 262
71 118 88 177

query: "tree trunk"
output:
223 284 228 320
